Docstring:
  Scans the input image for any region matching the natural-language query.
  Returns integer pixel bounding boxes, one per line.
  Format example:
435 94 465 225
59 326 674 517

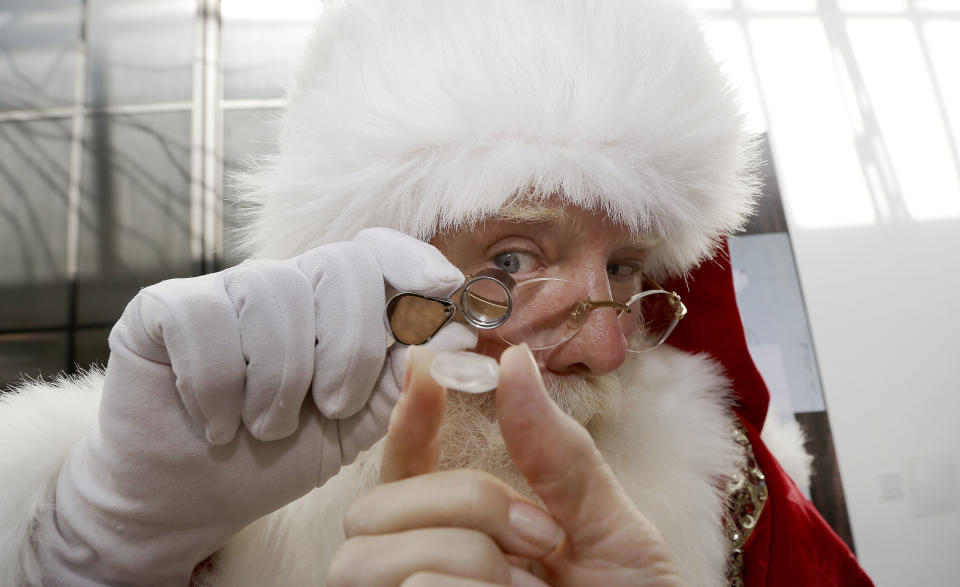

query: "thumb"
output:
494 344 642 546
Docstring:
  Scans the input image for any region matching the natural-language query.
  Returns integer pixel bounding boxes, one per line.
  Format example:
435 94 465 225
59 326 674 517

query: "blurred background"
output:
1 1 957 584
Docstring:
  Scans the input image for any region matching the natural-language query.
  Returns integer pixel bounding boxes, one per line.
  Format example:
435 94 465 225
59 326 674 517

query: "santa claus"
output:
0 1 872 585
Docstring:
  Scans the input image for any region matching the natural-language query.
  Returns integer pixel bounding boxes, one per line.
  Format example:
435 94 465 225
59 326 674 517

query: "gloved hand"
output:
34 228 477 586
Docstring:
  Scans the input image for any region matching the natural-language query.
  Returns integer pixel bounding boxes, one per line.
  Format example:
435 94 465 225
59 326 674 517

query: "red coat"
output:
665 241 874 586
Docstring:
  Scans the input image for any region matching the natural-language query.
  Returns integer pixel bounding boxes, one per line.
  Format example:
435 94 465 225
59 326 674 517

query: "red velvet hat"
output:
662 238 769 431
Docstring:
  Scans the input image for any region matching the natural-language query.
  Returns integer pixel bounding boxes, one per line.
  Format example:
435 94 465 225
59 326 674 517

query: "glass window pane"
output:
77 111 193 324
0 331 67 392
86 0 195 107
847 18 960 221
742 0 815 11
74 326 111 370
748 18 877 229
839 0 907 12
914 0 960 11
924 21 960 176
222 108 281 266
687 1 734 11
221 0 322 100
0 119 72 330
0 1 81 111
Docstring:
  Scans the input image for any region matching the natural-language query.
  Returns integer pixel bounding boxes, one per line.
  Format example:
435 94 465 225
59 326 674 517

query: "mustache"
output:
540 371 622 425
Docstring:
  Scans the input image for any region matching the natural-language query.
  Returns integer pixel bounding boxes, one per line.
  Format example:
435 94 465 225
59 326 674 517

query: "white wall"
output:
692 1 960 584
791 220 960 585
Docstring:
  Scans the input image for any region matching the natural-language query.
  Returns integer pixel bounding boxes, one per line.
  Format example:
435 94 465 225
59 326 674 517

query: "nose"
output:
542 274 628 377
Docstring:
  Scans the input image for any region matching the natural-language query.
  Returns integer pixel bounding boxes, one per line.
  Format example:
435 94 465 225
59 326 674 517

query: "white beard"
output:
429 370 624 500
205 347 741 587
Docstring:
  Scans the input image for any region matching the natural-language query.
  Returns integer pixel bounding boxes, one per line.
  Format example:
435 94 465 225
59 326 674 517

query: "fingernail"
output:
503 343 536 375
408 346 439 391
519 343 539 374
508 502 564 552
514 343 544 387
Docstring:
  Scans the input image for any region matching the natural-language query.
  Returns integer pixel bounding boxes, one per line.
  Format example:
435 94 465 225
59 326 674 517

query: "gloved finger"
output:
353 227 464 297
298 241 387 419
137 273 246 445
421 321 478 353
224 259 316 442
334 349 404 470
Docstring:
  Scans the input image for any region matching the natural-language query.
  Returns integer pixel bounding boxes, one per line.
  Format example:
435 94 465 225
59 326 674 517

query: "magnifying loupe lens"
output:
460 271 513 329
387 293 455 345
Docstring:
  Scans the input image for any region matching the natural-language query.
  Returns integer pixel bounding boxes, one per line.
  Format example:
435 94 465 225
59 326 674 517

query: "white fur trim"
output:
237 0 759 277
202 347 740 586
0 371 103 587
761 412 813 492
591 348 740 586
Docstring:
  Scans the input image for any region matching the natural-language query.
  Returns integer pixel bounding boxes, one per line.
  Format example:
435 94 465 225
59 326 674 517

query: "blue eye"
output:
494 252 524 273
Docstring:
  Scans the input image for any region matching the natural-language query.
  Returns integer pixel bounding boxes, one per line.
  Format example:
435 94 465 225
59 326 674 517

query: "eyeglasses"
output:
386 268 686 353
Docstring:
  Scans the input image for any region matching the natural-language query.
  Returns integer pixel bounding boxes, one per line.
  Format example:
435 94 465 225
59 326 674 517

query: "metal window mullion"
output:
191 0 223 275
64 0 90 373
0 102 196 124
909 10 960 196
66 2 89 282
189 1 207 273
203 0 224 273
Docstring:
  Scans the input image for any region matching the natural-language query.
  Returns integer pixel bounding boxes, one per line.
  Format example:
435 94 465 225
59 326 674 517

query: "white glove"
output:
34 228 477 586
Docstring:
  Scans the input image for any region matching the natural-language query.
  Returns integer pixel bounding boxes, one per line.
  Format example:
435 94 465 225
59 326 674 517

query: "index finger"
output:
380 346 448 483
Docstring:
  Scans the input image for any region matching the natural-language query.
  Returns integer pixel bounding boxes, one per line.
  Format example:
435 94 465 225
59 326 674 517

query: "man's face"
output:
422 204 655 487
431 203 656 380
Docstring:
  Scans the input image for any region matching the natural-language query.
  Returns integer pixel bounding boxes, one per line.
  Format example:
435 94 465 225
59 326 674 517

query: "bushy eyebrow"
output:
494 201 569 224
624 233 663 250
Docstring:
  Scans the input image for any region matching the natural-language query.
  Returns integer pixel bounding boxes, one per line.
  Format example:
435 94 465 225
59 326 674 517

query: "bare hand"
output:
328 345 685 586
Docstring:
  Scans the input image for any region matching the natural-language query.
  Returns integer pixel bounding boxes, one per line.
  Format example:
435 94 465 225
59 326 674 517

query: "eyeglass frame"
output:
386 269 687 352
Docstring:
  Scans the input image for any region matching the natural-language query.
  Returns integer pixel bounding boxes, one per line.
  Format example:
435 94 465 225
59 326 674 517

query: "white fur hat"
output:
238 0 759 277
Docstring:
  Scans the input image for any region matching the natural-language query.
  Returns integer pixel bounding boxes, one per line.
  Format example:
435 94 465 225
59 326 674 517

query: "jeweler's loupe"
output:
386 268 516 346
386 268 515 394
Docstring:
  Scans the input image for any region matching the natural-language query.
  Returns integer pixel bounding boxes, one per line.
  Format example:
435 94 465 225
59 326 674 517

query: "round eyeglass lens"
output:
496 278 682 352
496 278 589 350
620 291 681 352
